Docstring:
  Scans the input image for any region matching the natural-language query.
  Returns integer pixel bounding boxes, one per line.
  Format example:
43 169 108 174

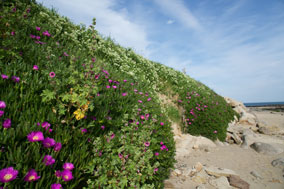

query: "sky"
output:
37 0 284 103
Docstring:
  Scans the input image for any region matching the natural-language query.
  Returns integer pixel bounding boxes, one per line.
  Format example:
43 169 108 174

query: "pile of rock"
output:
165 162 250 189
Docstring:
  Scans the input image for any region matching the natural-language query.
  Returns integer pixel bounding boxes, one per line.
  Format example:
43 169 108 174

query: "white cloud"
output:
38 0 151 56
154 0 201 30
167 19 175 24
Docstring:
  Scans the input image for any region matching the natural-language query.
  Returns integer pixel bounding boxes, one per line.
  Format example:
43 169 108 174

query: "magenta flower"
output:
138 100 142 103
123 80 127 82
106 85 110 89
147 98 151 101
1 75 8 80
111 133 115 139
27 131 44 142
43 30 51 37
63 163 74 171
54 142 62 152
11 76 20 83
61 170 73 182
80 128 87 134
108 79 112 83
92 57 96 62
24 169 40 182
140 115 145 120
55 170 61 178
35 36 40 40
36 27 41 31
51 183 62 189
0 101 6 109
101 125 105 130
49 72 55 78
122 93 127 96
41 121 50 129
0 110 4 117
160 142 163 145
154 168 158 173
144 142 150 147
11 31 15 36
2 118 11 129
30 34 35 38
160 122 164 126
0 167 18 183
33 65 39 70
63 52 69 56
155 152 159 156
42 137 56 148
43 155 55 166
113 86 117 89
213 130 218 134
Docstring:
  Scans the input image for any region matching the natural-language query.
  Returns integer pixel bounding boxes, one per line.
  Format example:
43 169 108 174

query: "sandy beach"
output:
166 104 284 189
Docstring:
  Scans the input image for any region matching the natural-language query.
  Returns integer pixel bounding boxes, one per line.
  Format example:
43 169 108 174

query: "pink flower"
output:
51 183 62 189
138 100 142 103
54 142 62 152
33 65 39 70
0 167 18 183
30 34 35 38
155 152 159 156
106 85 110 89
36 36 40 40
113 86 117 89
160 142 163 145
55 170 61 178
2 118 11 129
154 168 158 173
1 75 8 80
36 27 41 31
43 155 55 166
27 131 44 142
111 133 115 139
42 137 56 148
80 128 87 133
92 57 96 62
63 163 74 171
0 101 6 109
140 115 145 120
63 52 69 56
11 31 15 36
11 76 20 83
123 80 127 82
0 110 4 117
108 79 112 83
24 169 40 182
101 125 105 130
49 72 55 78
160 122 164 126
42 30 51 37
144 142 150 147
61 170 73 182
122 93 127 96
147 98 151 101
213 130 218 134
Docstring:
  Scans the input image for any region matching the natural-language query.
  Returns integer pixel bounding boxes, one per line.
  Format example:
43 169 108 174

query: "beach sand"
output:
166 106 284 189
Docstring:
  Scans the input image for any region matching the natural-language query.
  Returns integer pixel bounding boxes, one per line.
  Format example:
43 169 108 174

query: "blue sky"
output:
37 0 284 103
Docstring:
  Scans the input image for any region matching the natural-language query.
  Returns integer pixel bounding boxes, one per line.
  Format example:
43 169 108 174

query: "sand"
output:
167 107 284 189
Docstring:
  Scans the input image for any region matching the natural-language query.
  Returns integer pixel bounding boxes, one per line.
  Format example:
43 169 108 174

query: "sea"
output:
244 102 284 107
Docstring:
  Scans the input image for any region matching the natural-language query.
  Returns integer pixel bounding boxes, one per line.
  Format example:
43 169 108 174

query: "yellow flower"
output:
73 109 85 120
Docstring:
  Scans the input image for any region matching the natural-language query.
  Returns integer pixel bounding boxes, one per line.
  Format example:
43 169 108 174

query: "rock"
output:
250 142 284 155
209 176 232 189
241 135 249 149
205 166 238 178
271 158 284 168
239 112 257 126
228 175 250 189
258 125 281 135
164 180 175 189
173 169 182 176
192 176 207 184
194 162 203 172
250 170 262 179
196 185 206 189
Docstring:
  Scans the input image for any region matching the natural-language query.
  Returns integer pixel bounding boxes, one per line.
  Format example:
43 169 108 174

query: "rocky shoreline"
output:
165 98 284 189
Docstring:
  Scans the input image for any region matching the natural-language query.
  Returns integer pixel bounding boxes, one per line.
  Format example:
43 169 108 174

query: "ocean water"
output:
244 102 284 107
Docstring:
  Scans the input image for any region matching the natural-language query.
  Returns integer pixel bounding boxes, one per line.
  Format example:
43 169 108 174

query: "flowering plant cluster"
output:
0 0 236 188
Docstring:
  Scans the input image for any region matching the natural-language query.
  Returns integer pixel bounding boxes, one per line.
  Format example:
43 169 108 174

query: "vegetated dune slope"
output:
0 1 236 188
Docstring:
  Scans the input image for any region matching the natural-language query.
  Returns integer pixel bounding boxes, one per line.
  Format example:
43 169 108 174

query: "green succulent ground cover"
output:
0 0 237 188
